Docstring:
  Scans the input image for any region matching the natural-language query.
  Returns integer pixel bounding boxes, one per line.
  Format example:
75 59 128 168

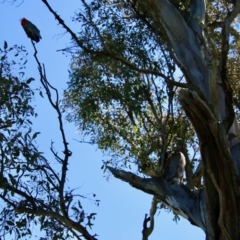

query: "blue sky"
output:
0 1 205 239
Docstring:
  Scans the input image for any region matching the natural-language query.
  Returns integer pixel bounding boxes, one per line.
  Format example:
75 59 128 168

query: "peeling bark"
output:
151 0 211 101
188 0 206 44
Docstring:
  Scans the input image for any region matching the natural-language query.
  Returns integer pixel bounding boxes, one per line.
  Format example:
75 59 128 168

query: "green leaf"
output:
16 219 26 228
26 77 34 84
78 200 82 209
32 132 40 140
3 41 7 49
6 220 14 226
16 165 20 173
8 174 16 186
39 90 44 98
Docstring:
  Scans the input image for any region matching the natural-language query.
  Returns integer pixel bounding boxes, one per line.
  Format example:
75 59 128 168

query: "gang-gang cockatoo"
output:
21 18 42 43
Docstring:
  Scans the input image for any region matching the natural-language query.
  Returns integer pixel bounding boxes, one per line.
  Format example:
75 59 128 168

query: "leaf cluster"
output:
63 0 198 177
0 42 98 239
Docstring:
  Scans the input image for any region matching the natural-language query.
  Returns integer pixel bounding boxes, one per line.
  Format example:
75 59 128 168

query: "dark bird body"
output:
21 18 42 43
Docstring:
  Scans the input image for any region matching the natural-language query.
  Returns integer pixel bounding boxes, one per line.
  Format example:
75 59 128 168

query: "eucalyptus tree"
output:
45 0 240 239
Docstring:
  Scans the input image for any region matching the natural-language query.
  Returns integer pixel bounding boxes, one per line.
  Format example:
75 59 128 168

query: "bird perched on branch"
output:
21 18 42 43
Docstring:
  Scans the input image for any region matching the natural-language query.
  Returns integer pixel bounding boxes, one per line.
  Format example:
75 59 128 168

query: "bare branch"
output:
15 207 97 240
107 166 206 231
40 0 188 88
142 197 157 240
32 41 72 219
30 41 97 240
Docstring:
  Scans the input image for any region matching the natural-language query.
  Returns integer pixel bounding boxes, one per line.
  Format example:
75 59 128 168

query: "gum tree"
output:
44 0 240 239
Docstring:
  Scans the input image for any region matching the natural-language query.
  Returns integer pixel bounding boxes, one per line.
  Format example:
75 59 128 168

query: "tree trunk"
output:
108 0 240 239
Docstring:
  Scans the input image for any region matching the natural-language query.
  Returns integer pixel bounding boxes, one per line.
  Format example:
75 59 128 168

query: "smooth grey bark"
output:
188 0 206 44
110 1 240 239
107 165 206 231
152 0 211 102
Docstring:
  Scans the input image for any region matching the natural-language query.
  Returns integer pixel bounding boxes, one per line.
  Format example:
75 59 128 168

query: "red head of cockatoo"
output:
21 18 42 43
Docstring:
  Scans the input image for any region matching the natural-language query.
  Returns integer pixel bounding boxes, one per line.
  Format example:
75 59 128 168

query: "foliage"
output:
0 42 99 240
64 0 199 178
